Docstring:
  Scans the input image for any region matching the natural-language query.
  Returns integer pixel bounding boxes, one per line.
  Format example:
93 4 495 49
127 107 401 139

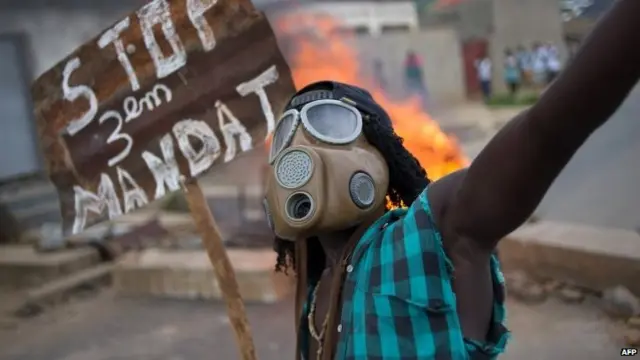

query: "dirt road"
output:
0 288 625 360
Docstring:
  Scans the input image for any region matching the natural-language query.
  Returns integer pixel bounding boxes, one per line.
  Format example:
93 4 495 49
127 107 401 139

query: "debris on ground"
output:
36 223 66 252
557 286 586 304
542 279 562 293
601 286 640 319
505 271 548 304
14 303 44 319
22 263 114 307
628 316 640 329
624 328 640 346
503 270 640 348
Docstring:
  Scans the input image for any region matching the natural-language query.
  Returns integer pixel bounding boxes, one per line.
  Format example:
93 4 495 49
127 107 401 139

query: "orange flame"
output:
271 13 468 207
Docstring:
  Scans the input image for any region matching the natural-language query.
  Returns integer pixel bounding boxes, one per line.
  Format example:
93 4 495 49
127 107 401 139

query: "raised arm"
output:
445 0 640 249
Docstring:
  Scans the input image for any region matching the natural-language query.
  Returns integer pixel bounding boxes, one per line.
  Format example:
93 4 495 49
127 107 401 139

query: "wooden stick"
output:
183 180 257 360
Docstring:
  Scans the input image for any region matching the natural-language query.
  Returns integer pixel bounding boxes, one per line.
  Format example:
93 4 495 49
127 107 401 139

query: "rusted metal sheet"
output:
31 0 295 236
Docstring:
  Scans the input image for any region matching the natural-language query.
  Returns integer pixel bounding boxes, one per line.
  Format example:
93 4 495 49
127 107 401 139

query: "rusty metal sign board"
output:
31 0 295 236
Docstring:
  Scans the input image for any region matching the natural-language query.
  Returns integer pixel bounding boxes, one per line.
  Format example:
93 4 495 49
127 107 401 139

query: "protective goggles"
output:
268 99 363 164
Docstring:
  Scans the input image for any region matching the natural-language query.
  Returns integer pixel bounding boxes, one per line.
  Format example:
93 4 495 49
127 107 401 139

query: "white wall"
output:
271 1 419 36
0 39 42 178
355 27 466 103
0 7 134 79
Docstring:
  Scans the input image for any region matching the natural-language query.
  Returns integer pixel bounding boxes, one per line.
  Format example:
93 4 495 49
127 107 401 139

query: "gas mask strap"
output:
321 207 385 359
289 90 334 108
294 239 308 360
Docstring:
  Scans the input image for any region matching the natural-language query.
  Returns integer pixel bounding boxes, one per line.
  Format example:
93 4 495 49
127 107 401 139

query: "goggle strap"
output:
289 90 334 107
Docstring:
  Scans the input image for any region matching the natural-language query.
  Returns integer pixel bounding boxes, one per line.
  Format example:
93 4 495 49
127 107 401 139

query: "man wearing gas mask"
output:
263 1 640 359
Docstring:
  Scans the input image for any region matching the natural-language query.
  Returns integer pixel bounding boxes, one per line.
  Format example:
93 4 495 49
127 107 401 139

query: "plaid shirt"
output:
301 187 509 359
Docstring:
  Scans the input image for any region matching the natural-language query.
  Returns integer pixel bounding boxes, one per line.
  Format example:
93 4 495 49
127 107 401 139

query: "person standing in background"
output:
503 48 522 97
403 50 429 109
532 42 548 91
515 44 533 87
372 58 388 93
545 42 562 85
474 53 492 101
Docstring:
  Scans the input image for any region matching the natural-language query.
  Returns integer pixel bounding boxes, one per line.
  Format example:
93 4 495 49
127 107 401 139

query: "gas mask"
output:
263 82 390 241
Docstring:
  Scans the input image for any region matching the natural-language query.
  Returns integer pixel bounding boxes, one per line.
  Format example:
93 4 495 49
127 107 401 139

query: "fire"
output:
271 13 468 207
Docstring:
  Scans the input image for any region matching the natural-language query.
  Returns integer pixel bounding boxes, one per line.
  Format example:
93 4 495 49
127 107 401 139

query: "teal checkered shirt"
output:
301 186 510 359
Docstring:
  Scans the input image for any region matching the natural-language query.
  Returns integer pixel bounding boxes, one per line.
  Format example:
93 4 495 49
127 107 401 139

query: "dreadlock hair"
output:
273 110 431 276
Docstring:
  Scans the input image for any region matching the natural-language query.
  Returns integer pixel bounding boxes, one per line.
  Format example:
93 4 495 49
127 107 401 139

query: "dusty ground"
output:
0 287 626 360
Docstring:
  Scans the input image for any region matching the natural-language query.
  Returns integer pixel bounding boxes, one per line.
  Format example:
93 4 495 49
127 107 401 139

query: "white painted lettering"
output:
72 173 122 234
186 0 218 52
173 119 221 177
137 0 187 79
116 166 149 212
235 65 279 136
99 110 134 167
142 134 181 200
215 101 252 163
123 83 173 122
97 17 140 91
62 58 99 136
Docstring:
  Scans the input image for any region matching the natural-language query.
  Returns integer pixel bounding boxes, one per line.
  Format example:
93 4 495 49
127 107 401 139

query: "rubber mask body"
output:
264 127 389 241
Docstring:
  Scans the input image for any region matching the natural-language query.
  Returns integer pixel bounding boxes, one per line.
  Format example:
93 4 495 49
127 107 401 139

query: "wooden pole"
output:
183 180 257 360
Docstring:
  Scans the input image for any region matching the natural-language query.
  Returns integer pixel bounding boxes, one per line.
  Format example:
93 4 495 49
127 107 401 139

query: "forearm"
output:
453 112 585 243
450 0 640 245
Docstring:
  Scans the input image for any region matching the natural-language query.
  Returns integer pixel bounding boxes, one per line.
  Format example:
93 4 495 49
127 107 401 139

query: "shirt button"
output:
346 265 354 273
337 324 342 333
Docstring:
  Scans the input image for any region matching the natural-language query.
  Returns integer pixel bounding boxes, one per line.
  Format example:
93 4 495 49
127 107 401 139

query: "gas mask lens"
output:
301 100 362 144
269 111 297 164
269 100 363 163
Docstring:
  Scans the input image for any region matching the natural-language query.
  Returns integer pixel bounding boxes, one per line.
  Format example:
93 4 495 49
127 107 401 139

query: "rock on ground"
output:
601 286 640 319
624 329 640 347
505 271 548 305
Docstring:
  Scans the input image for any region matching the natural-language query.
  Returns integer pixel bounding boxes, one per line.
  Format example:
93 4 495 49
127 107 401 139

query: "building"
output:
562 0 614 57
421 0 568 94
263 0 419 36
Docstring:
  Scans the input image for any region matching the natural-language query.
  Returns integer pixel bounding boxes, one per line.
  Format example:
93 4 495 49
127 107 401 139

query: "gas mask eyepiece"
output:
268 99 363 164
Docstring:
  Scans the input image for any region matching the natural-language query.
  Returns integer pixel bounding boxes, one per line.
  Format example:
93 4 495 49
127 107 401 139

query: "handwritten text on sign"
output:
31 0 295 235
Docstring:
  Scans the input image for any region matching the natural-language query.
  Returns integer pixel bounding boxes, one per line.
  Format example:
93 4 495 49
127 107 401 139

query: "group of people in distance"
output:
476 42 562 100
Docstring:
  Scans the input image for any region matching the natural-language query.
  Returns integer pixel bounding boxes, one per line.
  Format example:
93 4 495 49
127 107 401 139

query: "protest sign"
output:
31 0 296 358
32 0 295 236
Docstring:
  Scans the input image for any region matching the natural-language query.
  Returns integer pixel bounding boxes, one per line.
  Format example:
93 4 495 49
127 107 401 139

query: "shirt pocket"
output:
370 285 453 316
345 288 462 360
354 267 455 316
352 244 456 315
